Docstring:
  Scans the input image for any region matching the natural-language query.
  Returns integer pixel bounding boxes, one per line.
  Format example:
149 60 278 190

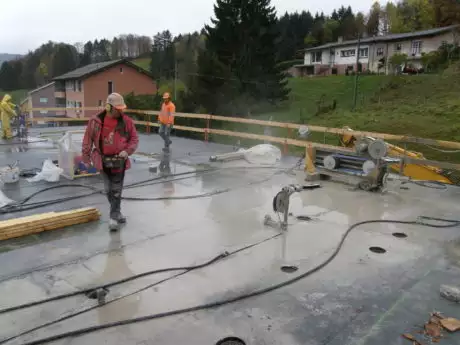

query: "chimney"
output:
338 36 343 43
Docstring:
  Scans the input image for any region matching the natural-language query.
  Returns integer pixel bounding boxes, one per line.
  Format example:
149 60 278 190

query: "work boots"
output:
108 213 126 231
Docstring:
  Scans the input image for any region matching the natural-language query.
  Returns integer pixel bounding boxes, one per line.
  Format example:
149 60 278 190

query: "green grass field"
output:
211 66 460 162
133 58 151 72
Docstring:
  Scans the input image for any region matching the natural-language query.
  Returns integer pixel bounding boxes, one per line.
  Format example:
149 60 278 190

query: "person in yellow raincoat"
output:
0 95 17 139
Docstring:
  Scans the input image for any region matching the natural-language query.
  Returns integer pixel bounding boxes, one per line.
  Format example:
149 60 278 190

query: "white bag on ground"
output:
27 159 63 183
0 189 15 208
244 144 281 165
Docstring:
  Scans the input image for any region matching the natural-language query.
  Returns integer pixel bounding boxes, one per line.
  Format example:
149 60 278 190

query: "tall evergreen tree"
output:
80 41 93 67
196 0 289 116
367 1 382 36
0 61 21 91
52 44 78 78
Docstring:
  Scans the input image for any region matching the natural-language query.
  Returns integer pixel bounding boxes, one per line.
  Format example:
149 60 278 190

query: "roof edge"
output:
304 24 460 52
28 82 56 95
52 59 154 81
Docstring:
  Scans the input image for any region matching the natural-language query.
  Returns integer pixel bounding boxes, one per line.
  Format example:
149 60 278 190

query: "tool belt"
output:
102 155 126 169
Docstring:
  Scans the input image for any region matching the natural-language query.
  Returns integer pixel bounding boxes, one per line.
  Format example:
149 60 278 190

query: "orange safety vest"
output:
159 102 175 125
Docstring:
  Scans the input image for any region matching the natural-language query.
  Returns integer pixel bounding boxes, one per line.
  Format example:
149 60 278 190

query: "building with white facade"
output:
295 25 459 76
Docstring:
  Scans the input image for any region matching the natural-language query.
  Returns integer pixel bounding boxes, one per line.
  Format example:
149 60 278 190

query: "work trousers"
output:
102 167 125 219
159 124 172 147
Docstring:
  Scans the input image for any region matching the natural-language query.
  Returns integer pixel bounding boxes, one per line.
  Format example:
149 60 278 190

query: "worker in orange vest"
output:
158 92 175 149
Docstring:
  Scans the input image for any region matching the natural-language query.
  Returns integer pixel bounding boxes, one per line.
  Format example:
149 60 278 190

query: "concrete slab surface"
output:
1 129 460 345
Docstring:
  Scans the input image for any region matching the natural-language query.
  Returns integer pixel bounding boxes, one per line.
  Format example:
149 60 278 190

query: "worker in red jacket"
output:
82 93 139 231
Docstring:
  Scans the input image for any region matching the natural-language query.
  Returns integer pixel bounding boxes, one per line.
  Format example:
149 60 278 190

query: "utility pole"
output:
352 34 361 111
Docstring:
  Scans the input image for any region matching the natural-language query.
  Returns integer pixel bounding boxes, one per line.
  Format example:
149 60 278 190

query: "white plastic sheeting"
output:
58 131 82 180
0 189 15 208
26 159 63 183
243 144 281 165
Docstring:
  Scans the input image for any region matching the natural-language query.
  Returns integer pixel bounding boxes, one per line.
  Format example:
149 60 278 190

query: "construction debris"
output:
440 284 460 303
440 318 460 332
402 333 423 345
0 208 100 241
402 312 460 344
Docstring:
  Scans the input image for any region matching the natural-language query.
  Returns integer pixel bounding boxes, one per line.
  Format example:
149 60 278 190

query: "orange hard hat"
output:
162 92 171 99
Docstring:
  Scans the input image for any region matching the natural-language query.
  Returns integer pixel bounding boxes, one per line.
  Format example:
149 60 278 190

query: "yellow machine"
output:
339 126 454 184
0 94 17 140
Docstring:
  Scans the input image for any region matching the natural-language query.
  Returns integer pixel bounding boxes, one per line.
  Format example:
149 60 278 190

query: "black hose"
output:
0 253 228 316
0 234 281 345
13 217 460 345
0 165 292 215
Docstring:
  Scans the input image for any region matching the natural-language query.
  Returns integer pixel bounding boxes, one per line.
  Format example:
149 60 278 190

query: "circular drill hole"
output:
216 337 246 345
281 265 299 273
85 288 109 300
369 246 386 254
296 215 312 221
392 232 408 238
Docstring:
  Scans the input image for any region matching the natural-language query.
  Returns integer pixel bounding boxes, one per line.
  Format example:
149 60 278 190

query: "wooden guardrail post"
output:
205 115 211 143
305 144 316 174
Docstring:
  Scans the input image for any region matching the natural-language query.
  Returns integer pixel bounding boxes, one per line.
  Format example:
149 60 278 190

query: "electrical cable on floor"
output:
0 233 282 345
6 216 460 345
0 164 300 215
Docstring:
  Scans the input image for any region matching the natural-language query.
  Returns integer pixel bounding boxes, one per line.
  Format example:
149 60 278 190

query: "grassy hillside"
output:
214 67 460 162
133 58 151 71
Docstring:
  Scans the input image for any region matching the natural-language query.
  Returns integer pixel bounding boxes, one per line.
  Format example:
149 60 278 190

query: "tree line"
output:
0 34 152 91
0 0 459 115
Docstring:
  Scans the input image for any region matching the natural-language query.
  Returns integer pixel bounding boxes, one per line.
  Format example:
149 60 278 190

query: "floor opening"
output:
281 265 299 273
85 288 109 300
216 337 246 345
392 232 408 238
369 246 386 254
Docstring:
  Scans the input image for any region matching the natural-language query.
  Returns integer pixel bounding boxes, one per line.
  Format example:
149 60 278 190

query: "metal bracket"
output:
264 184 321 231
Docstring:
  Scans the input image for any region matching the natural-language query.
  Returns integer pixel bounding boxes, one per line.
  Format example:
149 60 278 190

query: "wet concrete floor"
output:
1 128 460 345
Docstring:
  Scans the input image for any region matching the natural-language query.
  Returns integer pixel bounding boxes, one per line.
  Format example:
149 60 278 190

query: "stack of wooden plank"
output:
0 207 100 241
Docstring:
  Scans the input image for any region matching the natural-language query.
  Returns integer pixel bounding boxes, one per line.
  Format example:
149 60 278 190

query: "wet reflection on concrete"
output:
96 231 140 325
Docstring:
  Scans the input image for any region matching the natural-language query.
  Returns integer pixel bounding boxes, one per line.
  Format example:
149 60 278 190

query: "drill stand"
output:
264 184 321 231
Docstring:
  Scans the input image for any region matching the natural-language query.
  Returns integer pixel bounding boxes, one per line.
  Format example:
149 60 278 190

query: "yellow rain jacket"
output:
0 95 17 139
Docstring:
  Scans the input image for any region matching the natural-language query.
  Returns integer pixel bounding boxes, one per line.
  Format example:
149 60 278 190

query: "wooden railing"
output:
26 107 460 172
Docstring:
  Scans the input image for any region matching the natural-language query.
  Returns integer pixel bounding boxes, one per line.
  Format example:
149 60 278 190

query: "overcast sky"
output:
1 0 370 54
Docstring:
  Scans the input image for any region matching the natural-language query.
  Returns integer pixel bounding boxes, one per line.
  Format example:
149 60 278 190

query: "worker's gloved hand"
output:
118 151 128 159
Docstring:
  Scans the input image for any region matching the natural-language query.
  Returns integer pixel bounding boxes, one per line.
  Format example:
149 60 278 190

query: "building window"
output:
359 48 369 58
311 51 322 63
39 97 48 103
395 43 402 51
98 100 103 107
108 81 114 95
76 101 82 108
76 81 82 92
411 40 422 55
376 47 384 56
340 49 356 57
40 110 48 114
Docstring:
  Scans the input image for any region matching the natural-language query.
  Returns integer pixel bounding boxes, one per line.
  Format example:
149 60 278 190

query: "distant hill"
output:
0 53 23 65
